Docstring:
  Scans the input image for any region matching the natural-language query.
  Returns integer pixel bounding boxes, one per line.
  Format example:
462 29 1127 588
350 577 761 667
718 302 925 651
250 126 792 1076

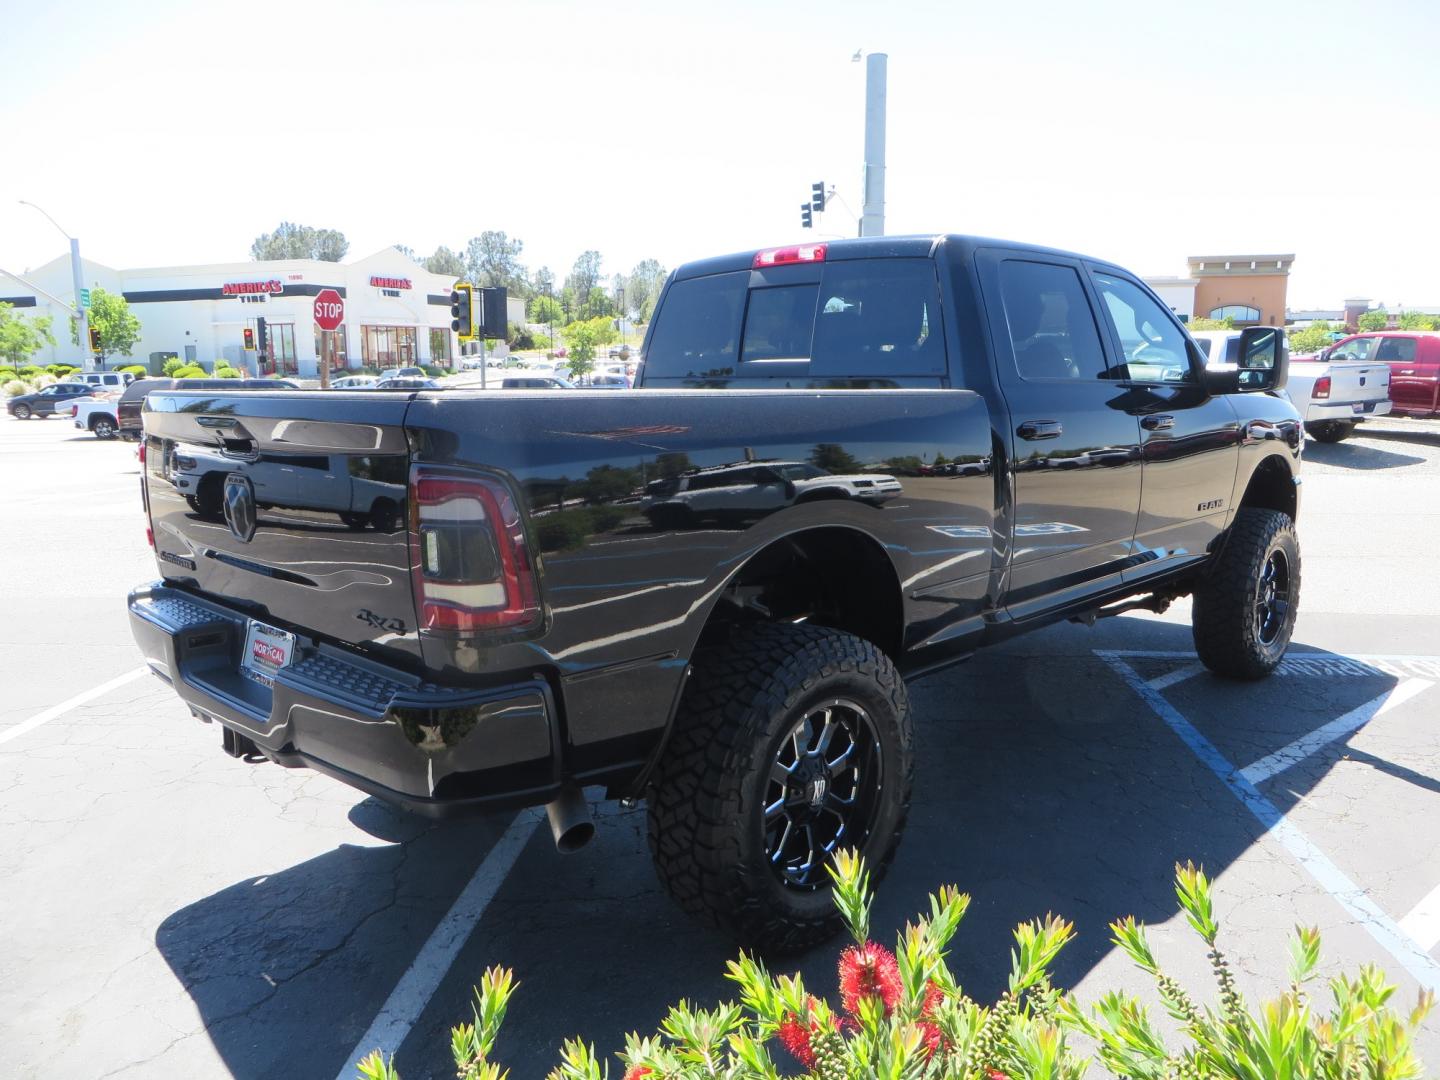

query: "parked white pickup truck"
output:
1191 330 1391 443
70 395 121 439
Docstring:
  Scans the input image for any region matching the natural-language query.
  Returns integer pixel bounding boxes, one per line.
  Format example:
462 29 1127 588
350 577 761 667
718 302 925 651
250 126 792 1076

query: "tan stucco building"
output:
1187 254 1294 326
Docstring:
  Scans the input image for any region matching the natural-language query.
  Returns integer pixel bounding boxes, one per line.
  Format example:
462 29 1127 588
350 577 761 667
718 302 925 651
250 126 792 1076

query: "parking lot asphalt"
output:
2 414 1438 1079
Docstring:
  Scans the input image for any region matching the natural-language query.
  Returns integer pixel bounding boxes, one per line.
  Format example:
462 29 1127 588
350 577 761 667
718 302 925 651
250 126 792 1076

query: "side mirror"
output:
1204 326 1287 394
1238 326 1287 392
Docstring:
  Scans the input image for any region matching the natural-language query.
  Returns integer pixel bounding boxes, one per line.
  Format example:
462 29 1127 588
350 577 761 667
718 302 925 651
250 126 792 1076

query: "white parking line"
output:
1240 679 1433 785
0 666 150 747
1097 650 1440 993
1146 662 1207 691
1399 882 1440 953
333 810 540 1080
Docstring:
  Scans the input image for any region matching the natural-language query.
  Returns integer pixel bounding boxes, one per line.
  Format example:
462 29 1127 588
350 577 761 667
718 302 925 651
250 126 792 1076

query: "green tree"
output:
529 295 564 325
1287 323 1333 356
250 221 349 261
0 304 56 367
565 251 603 318
464 232 528 296
586 286 615 319
1357 309 1388 331
424 246 465 277
810 442 863 473
559 315 618 379
532 265 555 299
70 288 141 359
393 244 418 261
627 258 667 324
1186 316 1235 331
1398 310 1438 330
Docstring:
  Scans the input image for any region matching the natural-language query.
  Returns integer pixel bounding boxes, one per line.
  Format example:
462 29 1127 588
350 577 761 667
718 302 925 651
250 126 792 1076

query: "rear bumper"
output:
128 582 561 817
1307 399 1392 423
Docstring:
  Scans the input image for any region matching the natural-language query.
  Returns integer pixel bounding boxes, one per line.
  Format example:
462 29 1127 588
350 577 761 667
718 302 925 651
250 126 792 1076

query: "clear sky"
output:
2 0 1437 307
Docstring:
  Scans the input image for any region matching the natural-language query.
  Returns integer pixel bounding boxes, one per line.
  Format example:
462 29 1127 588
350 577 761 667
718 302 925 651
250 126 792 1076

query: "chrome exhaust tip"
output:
544 786 595 854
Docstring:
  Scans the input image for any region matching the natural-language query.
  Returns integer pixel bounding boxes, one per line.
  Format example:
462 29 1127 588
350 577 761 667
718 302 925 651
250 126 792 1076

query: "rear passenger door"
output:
976 251 1142 614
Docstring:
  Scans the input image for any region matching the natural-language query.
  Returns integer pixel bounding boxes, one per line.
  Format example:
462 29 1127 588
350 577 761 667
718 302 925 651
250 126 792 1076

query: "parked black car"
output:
7 382 96 420
116 377 300 439
130 234 1302 951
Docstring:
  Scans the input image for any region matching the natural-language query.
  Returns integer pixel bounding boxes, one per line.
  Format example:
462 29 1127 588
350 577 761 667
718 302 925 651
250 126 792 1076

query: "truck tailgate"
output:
142 390 422 667
1293 359 1391 405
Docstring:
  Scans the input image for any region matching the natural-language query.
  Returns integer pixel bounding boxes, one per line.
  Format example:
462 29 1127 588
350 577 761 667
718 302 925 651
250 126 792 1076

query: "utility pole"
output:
19 201 92 370
859 53 888 238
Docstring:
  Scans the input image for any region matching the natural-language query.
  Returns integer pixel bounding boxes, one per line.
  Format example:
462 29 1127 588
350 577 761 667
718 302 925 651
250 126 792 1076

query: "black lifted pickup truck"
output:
130 235 1302 950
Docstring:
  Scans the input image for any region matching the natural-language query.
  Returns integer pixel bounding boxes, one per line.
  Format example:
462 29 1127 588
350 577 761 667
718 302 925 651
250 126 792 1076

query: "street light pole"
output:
19 201 92 370
859 52 888 238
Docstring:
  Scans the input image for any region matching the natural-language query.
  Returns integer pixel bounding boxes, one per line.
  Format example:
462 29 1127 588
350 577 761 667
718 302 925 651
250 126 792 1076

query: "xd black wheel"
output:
647 622 912 952
1192 507 1300 679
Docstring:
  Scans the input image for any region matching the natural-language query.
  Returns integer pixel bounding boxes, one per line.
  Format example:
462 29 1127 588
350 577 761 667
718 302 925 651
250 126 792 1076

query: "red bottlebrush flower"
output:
777 1013 817 1069
838 940 903 1017
622 1067 652 1080
921 979 946 1017
916 1020 945 1058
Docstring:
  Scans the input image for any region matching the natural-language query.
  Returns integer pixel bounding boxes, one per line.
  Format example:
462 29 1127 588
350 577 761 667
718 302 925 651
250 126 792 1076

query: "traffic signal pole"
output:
859 52 887 238
69 237 93 370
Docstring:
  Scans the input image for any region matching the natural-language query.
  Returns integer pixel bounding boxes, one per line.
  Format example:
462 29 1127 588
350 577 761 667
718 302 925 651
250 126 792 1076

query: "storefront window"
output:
266 323 297 375
315 324 348 370
429 328 452 366
361 326 418 368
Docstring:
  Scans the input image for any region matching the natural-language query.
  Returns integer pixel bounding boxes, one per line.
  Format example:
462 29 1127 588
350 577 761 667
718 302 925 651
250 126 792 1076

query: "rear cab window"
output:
642 256 948 385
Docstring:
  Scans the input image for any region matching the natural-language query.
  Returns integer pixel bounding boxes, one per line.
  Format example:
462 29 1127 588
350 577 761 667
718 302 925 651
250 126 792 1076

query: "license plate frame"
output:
240 619 296 687
1351 402 1369 415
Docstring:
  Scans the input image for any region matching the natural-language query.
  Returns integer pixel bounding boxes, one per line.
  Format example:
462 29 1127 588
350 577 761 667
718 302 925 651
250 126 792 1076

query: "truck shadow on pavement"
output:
154 617 1404 1080
1302 439 1425 470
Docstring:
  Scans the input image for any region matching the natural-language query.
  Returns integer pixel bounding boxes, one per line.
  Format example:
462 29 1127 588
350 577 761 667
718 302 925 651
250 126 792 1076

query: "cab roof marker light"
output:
753 244 828 268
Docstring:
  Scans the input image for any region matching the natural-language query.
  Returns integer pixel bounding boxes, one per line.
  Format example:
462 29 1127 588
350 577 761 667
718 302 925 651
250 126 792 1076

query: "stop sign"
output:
313 288 344 331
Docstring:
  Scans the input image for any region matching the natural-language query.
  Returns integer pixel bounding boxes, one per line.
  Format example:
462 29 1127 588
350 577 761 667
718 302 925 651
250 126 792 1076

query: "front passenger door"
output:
1089 270 1241 581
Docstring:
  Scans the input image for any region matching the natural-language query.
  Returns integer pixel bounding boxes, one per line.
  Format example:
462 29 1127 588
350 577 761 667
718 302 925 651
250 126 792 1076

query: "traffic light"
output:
243 327 255 350
811 181 826 212
450 283 475 340
87 326 101 352
801 203 813 229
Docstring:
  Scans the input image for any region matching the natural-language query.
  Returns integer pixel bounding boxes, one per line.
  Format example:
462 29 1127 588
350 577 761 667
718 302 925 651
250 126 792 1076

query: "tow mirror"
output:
1202 326 1287 395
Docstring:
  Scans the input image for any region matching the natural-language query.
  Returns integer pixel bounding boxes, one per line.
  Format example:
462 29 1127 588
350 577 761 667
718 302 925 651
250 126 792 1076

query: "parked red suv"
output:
1323 332 1440 418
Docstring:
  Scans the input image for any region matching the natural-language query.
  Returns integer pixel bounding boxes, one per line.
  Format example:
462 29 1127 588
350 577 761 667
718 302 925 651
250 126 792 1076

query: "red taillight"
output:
408 468 540 633
753 244 827 268
138 442 147 465
70 405 78 417
1313 376 1331 399
145 526 154 548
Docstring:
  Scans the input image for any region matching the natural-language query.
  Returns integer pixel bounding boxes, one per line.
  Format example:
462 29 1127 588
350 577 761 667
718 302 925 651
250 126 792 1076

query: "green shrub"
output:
423 365 445 378
4 379 30 398
116 364 147 377
0 367 18 381
18 365 42 378
161 357 187 377
170 364 206 379
213 365 241 379
356 856 1434 1080
533 511 591 552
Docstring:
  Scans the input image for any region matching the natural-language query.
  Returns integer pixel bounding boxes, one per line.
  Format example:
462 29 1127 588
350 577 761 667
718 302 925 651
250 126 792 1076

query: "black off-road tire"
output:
1306 421 1354 443
1192 507 1300 680
647 622 913 953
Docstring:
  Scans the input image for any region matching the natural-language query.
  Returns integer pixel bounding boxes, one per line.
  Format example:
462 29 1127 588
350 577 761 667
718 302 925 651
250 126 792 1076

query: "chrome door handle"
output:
1141 414 1175 431
1017 420 1063 441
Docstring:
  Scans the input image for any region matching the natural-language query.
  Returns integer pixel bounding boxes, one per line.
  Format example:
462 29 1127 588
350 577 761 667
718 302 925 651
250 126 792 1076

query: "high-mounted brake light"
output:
753 244 827 268
1312 375 1331 400
408 467 541 633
